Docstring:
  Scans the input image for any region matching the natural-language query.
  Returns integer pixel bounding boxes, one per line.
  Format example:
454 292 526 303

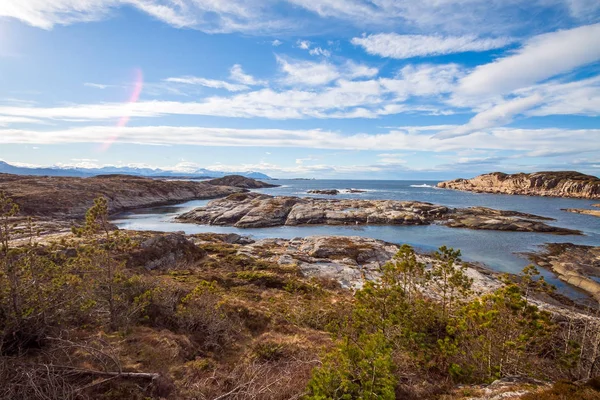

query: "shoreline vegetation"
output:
1 172 600 399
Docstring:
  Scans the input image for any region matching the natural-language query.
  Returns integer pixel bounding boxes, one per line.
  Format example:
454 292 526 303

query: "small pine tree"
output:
306 332 397 400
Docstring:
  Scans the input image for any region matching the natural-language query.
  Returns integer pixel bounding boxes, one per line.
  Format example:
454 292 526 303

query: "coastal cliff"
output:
437 171 600 199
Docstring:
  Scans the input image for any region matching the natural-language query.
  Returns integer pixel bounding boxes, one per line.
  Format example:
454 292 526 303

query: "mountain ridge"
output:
0 160 272 179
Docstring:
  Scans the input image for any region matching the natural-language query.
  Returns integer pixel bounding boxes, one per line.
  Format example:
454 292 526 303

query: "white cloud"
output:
84 82 110 89
296 39 332 57
276 56 340 86
436 95 544 138
0 63 463 122
1 125 598 160
380 64 462 100
309 47 331 57
0 115 46 126
297 39 311 49
0 0 114 30
164 76 249 92
271 39 282 46
518 75 600 117
229 64 267 86
456 23 600 99
2 0 598 36
0 0 292 33
344 61 378 79
377 153 408 164
351 33 511 59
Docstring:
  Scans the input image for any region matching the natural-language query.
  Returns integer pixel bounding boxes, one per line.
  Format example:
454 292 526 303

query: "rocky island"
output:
205 174 279 189
437 171 600 199
176 192 581 234
307 189 340 195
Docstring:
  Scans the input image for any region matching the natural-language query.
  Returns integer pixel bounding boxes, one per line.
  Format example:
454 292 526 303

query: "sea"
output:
112 179 600 299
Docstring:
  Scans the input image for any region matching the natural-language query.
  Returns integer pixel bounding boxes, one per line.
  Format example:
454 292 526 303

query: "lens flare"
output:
98 68 143 152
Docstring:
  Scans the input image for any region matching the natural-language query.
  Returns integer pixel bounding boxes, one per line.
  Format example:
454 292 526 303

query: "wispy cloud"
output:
84 82 110 89
5 0 596 36
352 33 512 59
309 47 331 57
436 95 544 138
229 64 267 86
276 56 340 86
164 76 249 92
1 125 598 159
455 23 600 99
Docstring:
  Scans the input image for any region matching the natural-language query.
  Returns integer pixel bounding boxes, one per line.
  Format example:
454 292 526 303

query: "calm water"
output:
112 179 599 299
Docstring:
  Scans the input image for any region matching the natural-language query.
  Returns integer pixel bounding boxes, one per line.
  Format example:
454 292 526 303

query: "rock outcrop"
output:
128 232 206 270
0 173 245 218
437 171 600 199
562 208 600 218
239 235 502 294
176 192 581 235
346 189 366 193
206 175 279 189
526 243 600 301
307 189 340 195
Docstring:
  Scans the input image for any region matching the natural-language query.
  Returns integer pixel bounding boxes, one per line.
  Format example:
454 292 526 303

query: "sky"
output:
0 1 599 180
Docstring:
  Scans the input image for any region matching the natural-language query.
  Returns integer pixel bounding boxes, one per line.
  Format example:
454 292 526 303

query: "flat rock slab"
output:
526 243 600 301
562 208 600 218
239 235 502 295
176 192 581 235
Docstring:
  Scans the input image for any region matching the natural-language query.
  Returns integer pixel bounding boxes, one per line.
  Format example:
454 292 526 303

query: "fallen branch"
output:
33 364 160 380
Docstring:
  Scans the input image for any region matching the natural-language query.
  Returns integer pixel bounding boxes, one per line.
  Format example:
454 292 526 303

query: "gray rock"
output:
176 193 580 235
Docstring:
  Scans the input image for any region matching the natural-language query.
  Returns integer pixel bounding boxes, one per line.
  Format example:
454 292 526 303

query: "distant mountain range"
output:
0 161 272 180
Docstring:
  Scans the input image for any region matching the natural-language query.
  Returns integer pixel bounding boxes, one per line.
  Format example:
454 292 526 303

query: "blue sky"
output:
0 1 599 179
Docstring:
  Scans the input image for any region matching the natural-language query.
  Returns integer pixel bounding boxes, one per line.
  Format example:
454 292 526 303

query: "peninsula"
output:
437 171 600 199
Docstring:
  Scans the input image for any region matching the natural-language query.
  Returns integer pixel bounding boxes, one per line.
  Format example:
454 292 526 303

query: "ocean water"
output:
112 179 599 299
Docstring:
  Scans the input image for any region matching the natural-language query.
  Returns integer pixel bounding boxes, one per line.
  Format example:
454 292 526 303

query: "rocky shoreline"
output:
526 243 600 301
176 192 581 235
0 173 246 218
438 171 600 199
189 233 589 312
562 208 600 218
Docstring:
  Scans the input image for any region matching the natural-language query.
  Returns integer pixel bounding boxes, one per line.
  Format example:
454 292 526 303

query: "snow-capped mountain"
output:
0 161 272 179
